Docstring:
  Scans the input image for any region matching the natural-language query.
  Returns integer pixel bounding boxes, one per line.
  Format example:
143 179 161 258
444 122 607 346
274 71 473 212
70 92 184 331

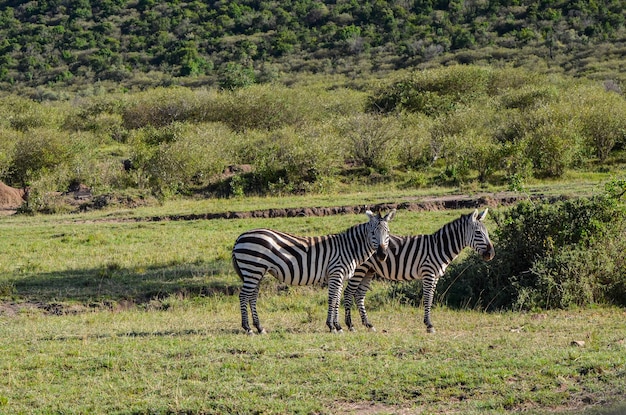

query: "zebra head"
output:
366 209 396 261
467 209 495 261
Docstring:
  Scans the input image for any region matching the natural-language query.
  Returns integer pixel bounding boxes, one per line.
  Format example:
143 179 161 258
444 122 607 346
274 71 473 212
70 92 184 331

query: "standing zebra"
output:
232 209 395 334
344 209 494 333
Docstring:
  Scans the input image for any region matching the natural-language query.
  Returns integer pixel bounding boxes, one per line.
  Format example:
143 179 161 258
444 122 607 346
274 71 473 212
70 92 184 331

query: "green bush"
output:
0 96 63 131
63 96 128 142
0 128 17 180
7 128 87 187
207 84 322 133
367 65 493 115
521 103 586 178
228 125 342 195
575 86 626 161
394 112 433 170
129 122 234 197
122 87 205 129
439 186 626 311
499 84 558 110
429 105 503 183
336 113 400 173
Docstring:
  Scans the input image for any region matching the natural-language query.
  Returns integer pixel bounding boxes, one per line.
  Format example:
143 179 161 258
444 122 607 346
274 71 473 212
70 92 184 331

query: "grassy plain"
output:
0 191 625 414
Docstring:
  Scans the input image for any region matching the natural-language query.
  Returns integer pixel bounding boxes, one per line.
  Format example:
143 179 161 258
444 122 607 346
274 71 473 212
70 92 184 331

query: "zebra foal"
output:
232 209 395 334
344 209 495 333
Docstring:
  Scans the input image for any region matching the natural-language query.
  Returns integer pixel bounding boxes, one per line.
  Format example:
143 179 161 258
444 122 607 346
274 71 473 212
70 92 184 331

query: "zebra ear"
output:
471 209 479 221
366 209 375 220
384 209 396 222
477 208 488 222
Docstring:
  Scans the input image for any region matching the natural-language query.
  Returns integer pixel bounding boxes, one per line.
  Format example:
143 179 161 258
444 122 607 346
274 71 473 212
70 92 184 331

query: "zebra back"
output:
357 209 494 281
232 209 394 286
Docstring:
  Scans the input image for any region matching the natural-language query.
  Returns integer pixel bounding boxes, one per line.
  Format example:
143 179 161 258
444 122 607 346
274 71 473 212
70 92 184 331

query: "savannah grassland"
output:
2 1 626 413
1 200 625 415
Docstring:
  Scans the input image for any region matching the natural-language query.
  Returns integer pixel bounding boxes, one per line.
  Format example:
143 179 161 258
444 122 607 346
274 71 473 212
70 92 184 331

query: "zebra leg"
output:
355 276 375 331
239 285 254 335
250 283 266 335
343 277 359 331
422 277 438 333
326 275 344 333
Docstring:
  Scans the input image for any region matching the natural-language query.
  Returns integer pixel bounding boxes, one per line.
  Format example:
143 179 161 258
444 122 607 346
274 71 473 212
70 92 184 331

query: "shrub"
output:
522 103 585 178
429 106 503 182
395 113 434 170
0 95 63 131
7 128 87 187
575 85 626 161
218 62 256 90
0 128 17 180
129 122 234 197
228 125 342 195
336 113 400 173
367 65 493 115
440 186 626 311
207 84 322 133
499 84 558 110
122 87 204 129
64 96 128 142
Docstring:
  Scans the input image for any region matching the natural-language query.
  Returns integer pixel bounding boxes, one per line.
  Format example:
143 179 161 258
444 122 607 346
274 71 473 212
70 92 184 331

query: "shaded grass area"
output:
5 262 235 304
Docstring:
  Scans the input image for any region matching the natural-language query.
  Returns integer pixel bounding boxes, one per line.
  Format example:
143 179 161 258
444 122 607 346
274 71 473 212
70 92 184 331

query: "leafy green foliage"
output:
7 128 85 187
441 185 626 311
368 66 493 115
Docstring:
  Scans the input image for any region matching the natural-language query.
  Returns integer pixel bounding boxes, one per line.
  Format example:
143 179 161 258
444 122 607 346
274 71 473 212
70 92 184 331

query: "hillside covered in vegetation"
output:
1 0 626 96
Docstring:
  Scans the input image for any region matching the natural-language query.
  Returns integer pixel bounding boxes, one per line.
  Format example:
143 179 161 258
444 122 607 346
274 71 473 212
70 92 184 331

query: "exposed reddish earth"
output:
0 181 26 213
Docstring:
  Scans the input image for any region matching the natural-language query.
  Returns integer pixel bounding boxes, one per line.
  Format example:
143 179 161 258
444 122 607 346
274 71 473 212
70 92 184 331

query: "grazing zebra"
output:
232 209 396 334
344 209 495 333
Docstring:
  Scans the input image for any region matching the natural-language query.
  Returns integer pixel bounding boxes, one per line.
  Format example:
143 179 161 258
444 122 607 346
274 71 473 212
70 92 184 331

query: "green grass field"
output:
0 194 625 414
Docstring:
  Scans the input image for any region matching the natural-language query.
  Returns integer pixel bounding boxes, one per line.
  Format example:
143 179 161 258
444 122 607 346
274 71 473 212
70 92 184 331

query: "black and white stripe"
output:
232 209 395 334
344 209 494 333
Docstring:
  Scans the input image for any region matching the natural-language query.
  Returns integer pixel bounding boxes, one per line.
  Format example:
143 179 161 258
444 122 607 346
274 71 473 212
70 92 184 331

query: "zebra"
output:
344 209 495 333
232 209 396 334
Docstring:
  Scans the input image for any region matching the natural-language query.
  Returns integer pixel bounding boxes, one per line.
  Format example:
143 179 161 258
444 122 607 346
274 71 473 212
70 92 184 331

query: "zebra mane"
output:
430 212 469 236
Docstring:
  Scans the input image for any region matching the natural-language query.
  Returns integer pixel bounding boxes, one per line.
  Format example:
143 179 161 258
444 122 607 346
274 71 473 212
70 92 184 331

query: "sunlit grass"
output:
0 300 624 414
0 193 624 414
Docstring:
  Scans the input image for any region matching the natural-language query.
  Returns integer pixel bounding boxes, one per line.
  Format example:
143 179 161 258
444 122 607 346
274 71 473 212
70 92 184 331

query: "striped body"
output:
233 210 395 334
344 209 494 333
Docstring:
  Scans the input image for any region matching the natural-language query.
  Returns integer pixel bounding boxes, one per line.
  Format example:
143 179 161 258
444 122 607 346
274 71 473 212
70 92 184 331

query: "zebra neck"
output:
432 219 466 264
341 223 375 263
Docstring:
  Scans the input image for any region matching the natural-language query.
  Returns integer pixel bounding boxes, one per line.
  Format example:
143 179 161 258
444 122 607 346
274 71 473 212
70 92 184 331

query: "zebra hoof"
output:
368 326 377 332
246 330 255 336
259 328 267 335
426 326 436 334
349 326 356 332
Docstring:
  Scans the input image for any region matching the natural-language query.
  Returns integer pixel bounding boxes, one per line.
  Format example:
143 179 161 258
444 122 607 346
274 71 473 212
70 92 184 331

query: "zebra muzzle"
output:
376 245 388 261
483 245 495 261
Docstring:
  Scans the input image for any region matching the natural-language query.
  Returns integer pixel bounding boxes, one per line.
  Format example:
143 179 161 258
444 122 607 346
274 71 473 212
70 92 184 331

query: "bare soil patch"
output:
104 191 564 223
0 181 26 214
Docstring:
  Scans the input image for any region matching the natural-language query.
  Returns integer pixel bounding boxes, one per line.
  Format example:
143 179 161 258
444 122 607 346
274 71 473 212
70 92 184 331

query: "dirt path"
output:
1 191 567 223
100 192 563 223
